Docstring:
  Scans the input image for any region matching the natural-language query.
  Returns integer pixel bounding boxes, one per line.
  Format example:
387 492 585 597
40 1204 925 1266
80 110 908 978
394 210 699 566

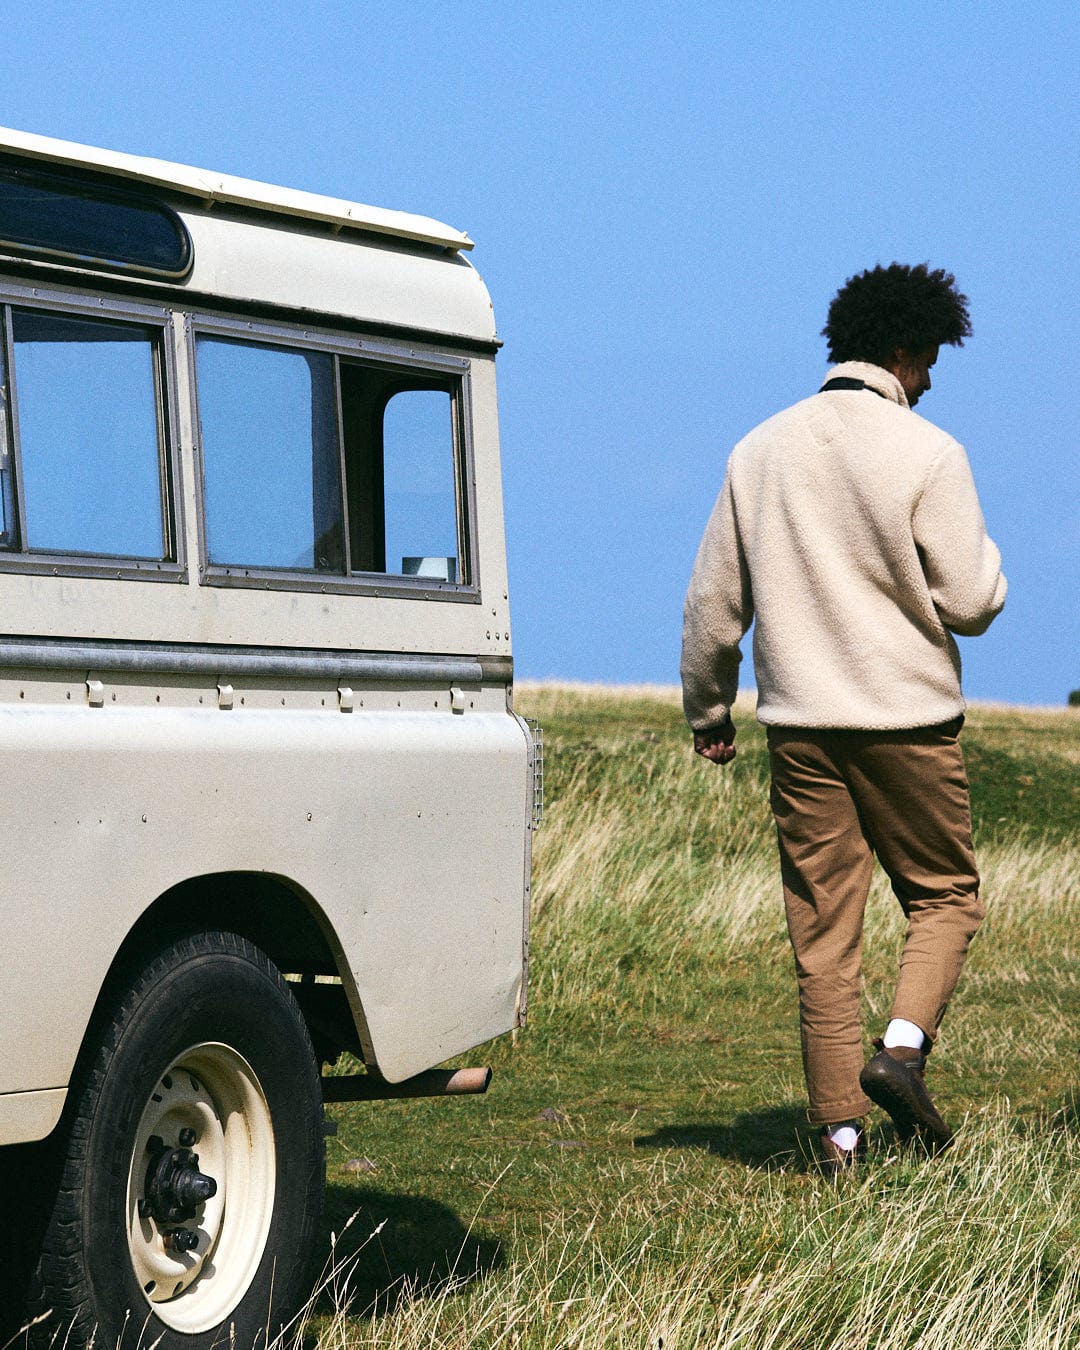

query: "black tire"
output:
25 930 325 1349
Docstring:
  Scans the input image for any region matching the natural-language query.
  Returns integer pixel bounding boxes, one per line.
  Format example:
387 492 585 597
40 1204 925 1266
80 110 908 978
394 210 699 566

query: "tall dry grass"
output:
305 1106 1080 1349
301 685 1080 1349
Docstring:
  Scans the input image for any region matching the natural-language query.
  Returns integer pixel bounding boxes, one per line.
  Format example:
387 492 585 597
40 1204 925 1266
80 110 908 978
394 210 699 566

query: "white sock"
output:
883 1018 927 1051
826 1124 860 1152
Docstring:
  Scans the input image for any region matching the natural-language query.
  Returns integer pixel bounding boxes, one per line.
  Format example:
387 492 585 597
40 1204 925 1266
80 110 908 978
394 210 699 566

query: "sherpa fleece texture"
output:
681 361 1006 731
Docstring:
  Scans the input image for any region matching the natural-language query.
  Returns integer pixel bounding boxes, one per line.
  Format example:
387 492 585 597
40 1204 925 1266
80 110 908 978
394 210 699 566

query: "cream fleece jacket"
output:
681 361 1006 731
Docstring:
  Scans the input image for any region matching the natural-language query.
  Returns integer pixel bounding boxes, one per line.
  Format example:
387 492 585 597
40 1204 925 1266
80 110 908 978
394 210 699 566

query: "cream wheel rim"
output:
125 1042 276 1332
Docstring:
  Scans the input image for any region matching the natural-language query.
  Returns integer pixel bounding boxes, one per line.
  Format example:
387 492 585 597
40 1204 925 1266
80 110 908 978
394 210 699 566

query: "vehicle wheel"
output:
26 930 325 1348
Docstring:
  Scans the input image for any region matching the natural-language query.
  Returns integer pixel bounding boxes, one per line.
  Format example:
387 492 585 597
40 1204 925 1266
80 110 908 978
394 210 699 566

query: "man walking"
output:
681 263 1006 1170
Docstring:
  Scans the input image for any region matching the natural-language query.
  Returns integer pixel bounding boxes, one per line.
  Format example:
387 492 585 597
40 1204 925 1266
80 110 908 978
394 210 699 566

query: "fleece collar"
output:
822 360 909 408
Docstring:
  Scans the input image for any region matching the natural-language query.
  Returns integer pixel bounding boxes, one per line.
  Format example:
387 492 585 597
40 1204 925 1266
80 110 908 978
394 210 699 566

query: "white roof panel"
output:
0 125 474 252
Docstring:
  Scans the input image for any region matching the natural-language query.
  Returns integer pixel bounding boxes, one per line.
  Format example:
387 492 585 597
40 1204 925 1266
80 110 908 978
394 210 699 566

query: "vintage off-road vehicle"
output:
0 127 539 1345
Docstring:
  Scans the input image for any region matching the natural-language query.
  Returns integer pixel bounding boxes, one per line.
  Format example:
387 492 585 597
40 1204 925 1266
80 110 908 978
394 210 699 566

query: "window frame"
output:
0 282 186 582
188 312 480 603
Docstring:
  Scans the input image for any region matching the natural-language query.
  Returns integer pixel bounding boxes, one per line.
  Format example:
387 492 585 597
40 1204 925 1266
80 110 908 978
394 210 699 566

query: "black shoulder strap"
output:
820 376 887 399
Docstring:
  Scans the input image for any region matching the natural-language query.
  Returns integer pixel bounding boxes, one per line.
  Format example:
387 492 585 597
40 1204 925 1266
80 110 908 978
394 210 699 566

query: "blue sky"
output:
3 3 1076 706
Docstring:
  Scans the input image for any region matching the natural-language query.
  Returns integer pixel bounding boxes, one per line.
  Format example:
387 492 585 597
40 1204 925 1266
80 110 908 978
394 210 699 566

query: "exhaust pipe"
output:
321 1065 491 1102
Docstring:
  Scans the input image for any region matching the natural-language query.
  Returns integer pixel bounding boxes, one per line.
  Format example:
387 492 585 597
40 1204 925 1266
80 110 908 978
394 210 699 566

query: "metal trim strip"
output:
0 635 495 683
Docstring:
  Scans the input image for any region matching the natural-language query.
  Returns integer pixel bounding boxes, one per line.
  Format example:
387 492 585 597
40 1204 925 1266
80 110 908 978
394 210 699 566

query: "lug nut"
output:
163 1228 199 1253
178 1127 197 1147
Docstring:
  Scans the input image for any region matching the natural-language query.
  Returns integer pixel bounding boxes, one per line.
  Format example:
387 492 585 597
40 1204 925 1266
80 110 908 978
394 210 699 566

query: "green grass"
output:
306 686 1080 1348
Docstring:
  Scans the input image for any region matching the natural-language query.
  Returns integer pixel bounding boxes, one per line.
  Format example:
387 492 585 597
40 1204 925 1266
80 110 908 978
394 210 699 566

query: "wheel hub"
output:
140 1133 218 1224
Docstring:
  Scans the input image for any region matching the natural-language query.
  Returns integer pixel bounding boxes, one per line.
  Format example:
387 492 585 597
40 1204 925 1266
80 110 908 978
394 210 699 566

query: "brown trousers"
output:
767 720 984 1125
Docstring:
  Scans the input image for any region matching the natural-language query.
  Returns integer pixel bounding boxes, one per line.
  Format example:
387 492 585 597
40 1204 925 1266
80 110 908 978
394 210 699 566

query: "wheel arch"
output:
86 872 370 1073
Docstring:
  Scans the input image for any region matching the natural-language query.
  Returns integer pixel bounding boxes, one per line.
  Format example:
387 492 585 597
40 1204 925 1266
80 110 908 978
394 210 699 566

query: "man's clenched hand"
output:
692 716 737 765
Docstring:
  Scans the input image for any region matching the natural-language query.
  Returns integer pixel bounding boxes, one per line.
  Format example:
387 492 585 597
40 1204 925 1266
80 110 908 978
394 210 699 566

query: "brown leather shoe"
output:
859 1042 953 1153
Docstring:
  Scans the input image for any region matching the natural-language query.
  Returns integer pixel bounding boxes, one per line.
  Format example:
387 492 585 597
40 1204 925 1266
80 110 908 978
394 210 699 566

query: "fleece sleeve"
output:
680 471 754 730
912 441 1007 637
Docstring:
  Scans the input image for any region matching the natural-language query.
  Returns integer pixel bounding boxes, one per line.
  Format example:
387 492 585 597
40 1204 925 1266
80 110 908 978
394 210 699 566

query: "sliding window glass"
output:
197 336 344 573
9 309 169 559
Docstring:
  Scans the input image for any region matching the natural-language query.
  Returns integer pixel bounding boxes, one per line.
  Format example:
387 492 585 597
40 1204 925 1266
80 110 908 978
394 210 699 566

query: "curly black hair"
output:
822 263 972 366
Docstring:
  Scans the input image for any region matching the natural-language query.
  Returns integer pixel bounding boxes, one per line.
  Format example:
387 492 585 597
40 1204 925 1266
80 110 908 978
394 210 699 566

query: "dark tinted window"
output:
0 165 191 278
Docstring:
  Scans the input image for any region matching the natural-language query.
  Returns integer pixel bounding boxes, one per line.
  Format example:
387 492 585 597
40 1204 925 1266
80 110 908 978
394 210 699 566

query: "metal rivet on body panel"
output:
451 686 466 714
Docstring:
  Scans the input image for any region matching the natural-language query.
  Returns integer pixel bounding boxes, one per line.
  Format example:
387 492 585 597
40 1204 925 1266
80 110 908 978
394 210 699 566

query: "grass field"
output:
306 685 1080 1349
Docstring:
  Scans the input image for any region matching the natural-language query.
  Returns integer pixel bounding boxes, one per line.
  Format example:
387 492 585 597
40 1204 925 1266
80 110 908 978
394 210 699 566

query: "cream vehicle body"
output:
0 128 538 1345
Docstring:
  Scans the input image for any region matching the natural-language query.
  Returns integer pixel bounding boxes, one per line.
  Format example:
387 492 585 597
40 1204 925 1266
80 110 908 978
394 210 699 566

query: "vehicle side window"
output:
0 344 10 545
197 336 343 572
197 331 468 589
383 388 457 582
4 308 170 560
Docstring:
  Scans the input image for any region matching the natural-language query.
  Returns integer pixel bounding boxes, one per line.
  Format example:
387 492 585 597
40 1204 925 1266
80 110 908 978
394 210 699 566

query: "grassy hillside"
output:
309 686 1080 1348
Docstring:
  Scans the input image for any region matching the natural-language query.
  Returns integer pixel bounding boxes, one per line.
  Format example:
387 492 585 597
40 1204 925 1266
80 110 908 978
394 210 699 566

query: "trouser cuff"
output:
806 1093 873 1127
